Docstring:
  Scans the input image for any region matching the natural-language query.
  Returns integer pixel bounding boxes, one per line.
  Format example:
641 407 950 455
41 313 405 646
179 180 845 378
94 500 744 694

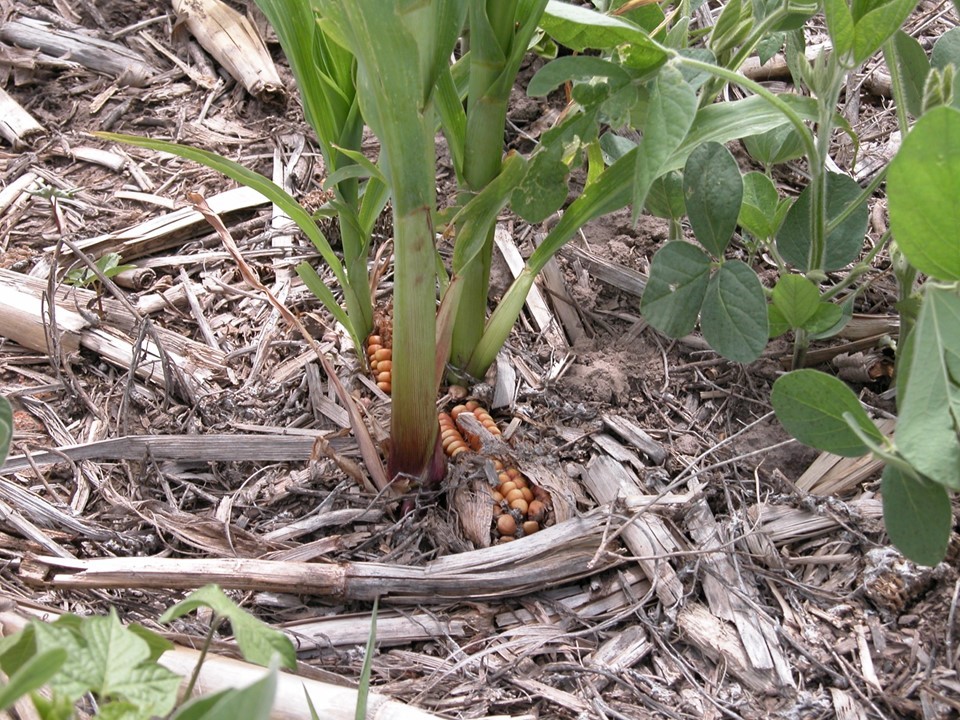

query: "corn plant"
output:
96 1 823 487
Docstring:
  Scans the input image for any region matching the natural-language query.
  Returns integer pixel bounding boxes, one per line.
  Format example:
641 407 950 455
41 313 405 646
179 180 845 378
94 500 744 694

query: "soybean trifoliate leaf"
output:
645 170 685 220
771 274 820 328
893 30 930 118
700 260 768 362
768 305 791 338
771 369 884 456
777 172 868 271
888 106 960 281
852 0 920 65
512 148 569 223
931 26 960 69
823 0 854 58
640 241 711 337
682 142 743 257
528 55 631 97
742 123 806 167
0 648 65 713
633 64 697 218
738 171 779 239
757 31 785 66
161 585 297 670
804 301 845 336
541 1 665 60
881 464 952 566
894 285 960 490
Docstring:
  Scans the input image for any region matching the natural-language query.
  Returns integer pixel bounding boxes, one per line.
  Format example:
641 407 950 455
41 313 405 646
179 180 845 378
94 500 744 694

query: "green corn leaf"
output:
0 396 11 467
255 0 357 158
701 260 768 362
640 241 712 338
453 152 528 273
777 172 868 271
682 142 743 257
435 63 467 180
771 369 884 456
355 598 378 720
95 133 348 287
888 105 960 281
881 464 952 566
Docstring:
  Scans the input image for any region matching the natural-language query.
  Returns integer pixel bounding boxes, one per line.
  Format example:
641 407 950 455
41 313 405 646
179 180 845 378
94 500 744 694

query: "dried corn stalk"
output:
173 0 284 101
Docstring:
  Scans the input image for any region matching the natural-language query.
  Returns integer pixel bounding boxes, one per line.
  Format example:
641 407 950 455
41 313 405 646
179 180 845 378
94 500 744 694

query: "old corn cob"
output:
442 402 552 543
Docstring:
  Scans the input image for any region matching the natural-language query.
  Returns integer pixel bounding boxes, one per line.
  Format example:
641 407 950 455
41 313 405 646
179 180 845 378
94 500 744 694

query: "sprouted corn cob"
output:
442 402 552 544
366 333 392 394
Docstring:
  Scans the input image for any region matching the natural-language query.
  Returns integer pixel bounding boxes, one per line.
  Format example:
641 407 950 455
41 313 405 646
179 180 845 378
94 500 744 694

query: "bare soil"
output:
1 1 959 718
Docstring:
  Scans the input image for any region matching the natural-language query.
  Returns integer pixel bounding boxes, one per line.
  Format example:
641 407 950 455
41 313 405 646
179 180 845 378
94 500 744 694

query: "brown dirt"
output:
1 1 959 719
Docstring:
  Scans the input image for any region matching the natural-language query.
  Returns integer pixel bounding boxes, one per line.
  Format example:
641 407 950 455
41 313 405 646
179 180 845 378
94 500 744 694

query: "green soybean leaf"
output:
742 123 806 167
768 304 791 338
888 106 960 280
881 464 952 566
710 0 753 53
675 95 817 171
757 31 785 66
738 171 780 239
640 241 711 337
931 26 960 106
823 0 855 58
894 286 960 489
701 260 768 362
161 586 296 670
512 148 569 223
931 26 960 70
893 30 930 118
0 648 65 712
633 63 697 216
683 142 743 257
771 274 820 328
852 0 920 65
804 301 845 335
771 369 884 456
541 0 666 62
777 172 869 271
528 55 631 96
645 170 685 220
